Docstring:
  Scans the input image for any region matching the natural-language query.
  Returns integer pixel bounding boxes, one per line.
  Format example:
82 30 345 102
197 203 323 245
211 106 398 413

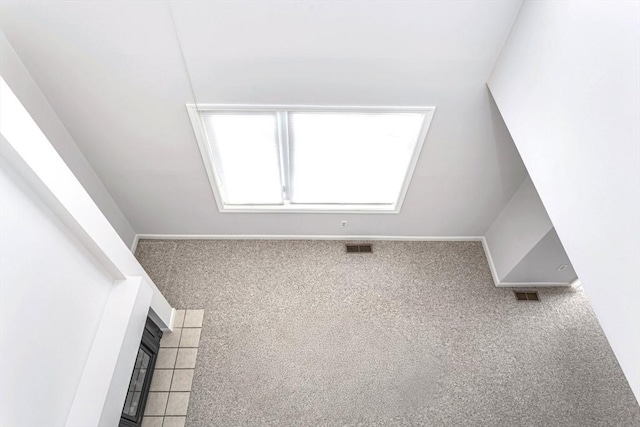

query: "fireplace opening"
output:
119 318 163 427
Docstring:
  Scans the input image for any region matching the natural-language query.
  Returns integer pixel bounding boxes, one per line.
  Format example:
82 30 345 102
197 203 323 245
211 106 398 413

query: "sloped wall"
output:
488 1 640 401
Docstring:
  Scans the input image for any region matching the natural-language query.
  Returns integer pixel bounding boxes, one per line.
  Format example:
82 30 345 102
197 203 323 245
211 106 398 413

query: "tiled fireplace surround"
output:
142 309 203 427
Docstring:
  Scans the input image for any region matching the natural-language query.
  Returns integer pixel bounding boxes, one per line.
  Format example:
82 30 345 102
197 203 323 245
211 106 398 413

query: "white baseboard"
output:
130 234 139 253
135 234 483 242
494 281 572 288
481 237 502 286
569 279 583 289
133 234 572 287
481 237 572 288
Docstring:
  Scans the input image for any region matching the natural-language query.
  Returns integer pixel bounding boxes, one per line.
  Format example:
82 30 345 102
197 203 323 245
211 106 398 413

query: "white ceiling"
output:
0 0 526 236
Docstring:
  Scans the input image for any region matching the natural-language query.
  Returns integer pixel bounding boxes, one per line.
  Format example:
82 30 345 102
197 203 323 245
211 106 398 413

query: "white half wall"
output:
503 228 577 284
0 155 114 426
0 31 137 248
488 1 640 401
0 77 173 330
1 76 175 425
66 277 152 427
484 177 565 284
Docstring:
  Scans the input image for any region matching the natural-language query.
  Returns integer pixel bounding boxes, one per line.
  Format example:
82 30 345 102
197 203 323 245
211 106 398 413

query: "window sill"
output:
217 204 401 214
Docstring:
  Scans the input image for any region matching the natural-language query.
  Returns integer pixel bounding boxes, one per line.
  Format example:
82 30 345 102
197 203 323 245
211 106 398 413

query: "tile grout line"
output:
143 309 203 427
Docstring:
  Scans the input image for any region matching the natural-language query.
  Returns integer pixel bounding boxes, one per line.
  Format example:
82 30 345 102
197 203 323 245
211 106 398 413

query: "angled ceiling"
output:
0 0 526 236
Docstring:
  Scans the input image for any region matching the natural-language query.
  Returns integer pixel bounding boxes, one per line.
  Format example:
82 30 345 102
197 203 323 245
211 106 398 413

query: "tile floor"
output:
142 309 203 427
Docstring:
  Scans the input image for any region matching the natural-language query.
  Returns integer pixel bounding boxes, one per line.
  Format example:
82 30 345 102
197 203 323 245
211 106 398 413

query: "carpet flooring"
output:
135 240 640 426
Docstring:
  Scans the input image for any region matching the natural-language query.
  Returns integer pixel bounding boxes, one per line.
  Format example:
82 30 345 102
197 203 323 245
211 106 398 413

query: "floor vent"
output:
346 243 373 253
514 291 540 301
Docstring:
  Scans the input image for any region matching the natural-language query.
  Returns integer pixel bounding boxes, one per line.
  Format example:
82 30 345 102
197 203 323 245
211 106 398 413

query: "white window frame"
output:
186 104 435 213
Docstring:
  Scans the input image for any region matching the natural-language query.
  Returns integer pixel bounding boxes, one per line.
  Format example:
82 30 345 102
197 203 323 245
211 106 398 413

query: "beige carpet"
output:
136 240 640 426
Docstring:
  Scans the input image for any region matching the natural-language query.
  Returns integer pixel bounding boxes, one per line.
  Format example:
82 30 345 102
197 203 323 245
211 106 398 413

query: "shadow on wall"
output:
488 88 527 201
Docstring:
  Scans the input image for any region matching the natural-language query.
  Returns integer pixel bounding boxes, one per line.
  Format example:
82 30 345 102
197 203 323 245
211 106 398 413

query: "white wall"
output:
503 228 577 284
484 177 554 282
0 31 137 248
0 77 175 425
0 77 173 330
66 277 152 427
0 2 527 238
0 156 113 426
488 1 640 401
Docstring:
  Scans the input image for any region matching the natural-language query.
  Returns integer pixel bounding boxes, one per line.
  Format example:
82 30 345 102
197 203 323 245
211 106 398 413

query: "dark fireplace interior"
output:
120 318 163 427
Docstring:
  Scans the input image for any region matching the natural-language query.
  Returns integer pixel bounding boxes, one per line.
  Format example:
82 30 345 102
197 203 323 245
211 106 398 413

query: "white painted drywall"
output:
0 31 137 248
484 177 554 282
66 277 152 427
0 156 113 426
0 76 174 331
0 1 527 237
503 228 577 284
488 1 640 401
0 76 174 424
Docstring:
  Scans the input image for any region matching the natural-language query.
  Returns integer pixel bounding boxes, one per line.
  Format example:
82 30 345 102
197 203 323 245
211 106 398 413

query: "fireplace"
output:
119 318 163 427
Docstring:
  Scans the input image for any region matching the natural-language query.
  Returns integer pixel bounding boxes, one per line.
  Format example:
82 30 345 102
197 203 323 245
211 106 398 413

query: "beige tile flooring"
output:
142 309 203 427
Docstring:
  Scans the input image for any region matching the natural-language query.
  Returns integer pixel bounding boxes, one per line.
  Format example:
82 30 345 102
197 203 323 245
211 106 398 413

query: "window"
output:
187 105 435 212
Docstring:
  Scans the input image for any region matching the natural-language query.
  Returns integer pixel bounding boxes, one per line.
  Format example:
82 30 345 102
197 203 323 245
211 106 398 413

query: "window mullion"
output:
277 111 292 202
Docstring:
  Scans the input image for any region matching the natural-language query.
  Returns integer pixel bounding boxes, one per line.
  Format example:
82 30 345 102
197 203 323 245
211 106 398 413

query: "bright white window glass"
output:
201 112 283 205
288 112 424 205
